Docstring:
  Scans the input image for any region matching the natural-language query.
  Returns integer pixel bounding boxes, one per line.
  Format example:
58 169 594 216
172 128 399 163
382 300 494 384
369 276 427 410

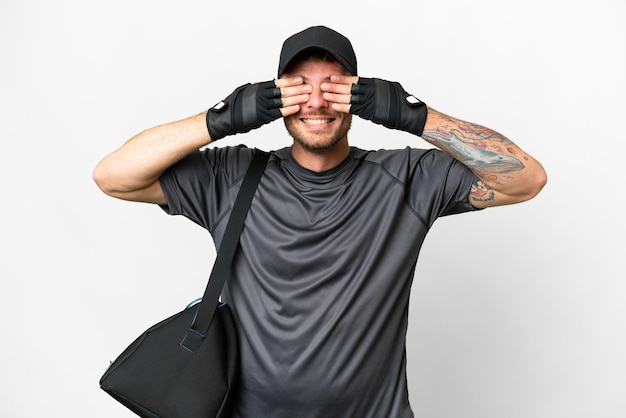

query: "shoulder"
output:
361 146 453 163
163 145 259 195
356 146 456 178
198 144 255 171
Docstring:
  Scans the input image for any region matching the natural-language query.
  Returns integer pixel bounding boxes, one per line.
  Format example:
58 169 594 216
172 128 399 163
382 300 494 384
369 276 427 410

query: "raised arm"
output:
322 74 547 208
421 108 546 208
92 112 210 205
93 77 310 204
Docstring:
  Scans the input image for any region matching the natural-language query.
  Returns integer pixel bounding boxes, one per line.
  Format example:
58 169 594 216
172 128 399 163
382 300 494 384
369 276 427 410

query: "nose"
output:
305 84 328 109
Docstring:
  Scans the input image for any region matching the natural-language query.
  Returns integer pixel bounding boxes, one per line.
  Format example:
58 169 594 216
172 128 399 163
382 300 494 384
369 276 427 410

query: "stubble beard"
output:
284 114 352 154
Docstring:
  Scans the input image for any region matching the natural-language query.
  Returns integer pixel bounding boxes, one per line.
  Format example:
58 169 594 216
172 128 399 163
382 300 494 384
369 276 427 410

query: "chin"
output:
284 116 352 154
296 137 343 154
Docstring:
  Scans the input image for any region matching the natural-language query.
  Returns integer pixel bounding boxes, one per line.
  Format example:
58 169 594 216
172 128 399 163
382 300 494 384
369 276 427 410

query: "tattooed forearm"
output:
422 117 525 177
420 108 547 207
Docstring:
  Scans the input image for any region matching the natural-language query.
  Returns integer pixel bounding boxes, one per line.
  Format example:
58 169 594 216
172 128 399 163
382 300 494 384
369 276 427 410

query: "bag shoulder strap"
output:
190 148 269 334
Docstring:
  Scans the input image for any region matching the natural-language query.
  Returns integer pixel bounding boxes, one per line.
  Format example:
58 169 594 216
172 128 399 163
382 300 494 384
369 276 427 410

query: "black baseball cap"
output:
277 26 357 77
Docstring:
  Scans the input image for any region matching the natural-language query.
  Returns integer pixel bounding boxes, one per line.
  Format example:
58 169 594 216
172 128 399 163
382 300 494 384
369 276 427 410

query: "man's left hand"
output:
322 76 428 136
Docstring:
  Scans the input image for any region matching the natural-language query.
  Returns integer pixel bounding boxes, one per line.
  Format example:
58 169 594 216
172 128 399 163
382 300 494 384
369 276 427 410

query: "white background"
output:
1 0 624 417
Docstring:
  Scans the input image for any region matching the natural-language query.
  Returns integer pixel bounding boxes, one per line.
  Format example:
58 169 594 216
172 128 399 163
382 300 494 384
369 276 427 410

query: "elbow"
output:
501 164 548 206
530 164 548 198
536 167 548 195
92 161 117 197
520 164 548 203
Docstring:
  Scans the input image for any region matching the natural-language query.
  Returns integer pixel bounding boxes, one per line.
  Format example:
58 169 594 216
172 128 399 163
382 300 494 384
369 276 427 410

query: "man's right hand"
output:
206 77 310 140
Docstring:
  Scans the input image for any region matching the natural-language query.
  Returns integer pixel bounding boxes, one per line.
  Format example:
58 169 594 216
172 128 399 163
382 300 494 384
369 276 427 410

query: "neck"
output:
291 140 351 172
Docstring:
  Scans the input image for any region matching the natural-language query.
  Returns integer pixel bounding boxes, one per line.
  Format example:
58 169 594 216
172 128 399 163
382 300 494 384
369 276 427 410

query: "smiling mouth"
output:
302 118 333 125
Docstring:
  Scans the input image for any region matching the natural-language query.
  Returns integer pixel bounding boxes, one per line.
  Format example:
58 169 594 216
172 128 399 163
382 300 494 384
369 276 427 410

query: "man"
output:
94 26 546 418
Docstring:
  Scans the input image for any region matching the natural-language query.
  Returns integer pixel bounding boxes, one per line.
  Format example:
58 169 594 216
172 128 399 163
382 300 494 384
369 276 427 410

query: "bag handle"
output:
181 148 269 352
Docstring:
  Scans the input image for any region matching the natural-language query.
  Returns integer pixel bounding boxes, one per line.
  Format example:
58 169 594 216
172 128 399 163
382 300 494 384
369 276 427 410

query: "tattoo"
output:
423 120 525 176
470 179 495 202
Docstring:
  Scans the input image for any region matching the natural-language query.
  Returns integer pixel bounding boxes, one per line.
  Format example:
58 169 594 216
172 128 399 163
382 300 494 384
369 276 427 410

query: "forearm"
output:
421 108 547 207
93 112 211 196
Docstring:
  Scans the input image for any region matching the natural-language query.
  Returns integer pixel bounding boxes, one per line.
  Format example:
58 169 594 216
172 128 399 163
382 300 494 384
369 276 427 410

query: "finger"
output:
280 104 301 117
320 81 353 95
281 93 310 108
322 91 351 104
275 76 304 88
330 74 359 85
330 102 352 114
280 83 311 99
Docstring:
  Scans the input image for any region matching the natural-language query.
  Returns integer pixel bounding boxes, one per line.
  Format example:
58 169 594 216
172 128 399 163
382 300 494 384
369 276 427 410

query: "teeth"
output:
303 119 331 125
